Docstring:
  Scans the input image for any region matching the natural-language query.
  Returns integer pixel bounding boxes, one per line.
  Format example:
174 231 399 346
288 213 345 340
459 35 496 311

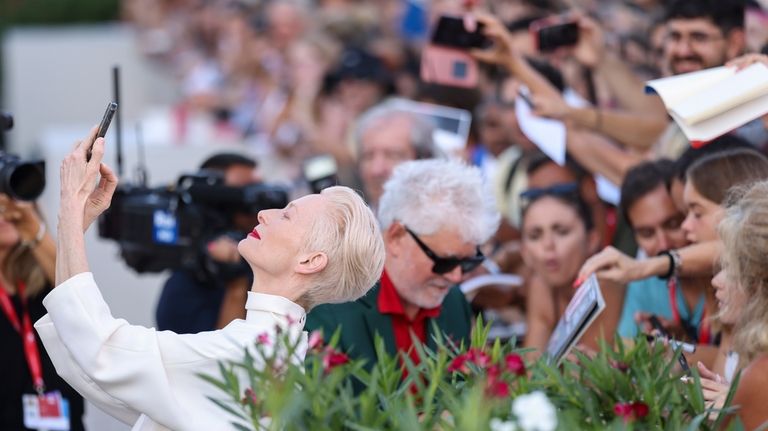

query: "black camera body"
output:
0 112 46 201
98 171 288 274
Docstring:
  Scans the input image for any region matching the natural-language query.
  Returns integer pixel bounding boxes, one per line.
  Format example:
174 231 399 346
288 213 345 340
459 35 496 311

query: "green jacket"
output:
306 283 473 370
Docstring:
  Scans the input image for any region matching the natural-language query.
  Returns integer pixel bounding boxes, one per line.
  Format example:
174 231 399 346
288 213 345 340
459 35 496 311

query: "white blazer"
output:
34 272 308 431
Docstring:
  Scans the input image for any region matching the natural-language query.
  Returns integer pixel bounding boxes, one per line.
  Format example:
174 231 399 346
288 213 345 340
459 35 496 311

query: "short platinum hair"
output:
299 186 385 309
353 98 436 160
378 159 500 244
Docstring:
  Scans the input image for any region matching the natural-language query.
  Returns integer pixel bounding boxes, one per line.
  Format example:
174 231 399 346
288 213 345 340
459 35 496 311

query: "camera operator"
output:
155 153 261 334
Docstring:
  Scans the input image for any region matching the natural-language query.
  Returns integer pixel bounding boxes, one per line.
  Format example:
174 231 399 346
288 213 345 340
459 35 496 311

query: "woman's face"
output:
521 197 591 289
238 194 330 277
0 217 20 249
712 267 748 325
681 181 724 243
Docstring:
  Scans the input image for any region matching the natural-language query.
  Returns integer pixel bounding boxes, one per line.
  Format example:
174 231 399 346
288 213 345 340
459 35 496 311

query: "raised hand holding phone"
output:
87 102 117 162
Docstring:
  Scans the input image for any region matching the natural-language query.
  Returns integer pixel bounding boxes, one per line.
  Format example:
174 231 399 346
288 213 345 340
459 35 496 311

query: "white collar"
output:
244 292 306 330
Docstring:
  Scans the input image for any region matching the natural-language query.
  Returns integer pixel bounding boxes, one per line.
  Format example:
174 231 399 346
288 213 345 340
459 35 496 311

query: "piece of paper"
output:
646 63 768 142
460 273 524 295
515 87 567 166
546 274 606 364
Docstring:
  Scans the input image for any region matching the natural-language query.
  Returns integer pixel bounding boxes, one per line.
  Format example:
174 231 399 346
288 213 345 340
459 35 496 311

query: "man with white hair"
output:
306 159 500 376
354 98 437 210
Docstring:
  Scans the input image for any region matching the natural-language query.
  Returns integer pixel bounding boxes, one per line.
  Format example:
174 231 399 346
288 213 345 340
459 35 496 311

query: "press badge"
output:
22 391 70 430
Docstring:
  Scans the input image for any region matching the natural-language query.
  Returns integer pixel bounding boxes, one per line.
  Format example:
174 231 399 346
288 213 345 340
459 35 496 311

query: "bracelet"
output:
21 222 46 250
657 249 682 280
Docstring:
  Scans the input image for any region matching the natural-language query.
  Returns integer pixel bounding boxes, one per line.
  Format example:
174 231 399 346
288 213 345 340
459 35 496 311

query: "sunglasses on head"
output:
404 226 485 275
519 182 579 209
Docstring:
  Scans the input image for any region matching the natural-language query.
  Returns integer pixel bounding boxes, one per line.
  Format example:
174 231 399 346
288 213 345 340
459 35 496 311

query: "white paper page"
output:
460 274 524 295
515 87 567 166
671 92 768 142
645 66 734 108
595 174 620 205
671 63 768 125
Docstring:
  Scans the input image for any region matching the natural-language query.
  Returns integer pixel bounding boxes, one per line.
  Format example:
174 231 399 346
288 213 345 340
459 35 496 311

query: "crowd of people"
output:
5 0 768 429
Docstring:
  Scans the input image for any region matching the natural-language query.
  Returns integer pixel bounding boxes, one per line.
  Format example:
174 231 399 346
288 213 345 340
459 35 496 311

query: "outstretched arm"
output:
56 126 118 285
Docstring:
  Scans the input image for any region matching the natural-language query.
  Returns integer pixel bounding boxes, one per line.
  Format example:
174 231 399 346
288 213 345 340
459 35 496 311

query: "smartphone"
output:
530 18 579 52
647 315 692 373
88 102 118 162
431 15 489 49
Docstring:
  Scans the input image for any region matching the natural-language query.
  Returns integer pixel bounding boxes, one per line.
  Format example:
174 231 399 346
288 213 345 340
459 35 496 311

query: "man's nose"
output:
442 265 464 284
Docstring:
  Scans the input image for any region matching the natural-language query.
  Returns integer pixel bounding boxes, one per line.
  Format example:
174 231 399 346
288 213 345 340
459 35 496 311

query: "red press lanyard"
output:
667 278 711 344
0 281 45 393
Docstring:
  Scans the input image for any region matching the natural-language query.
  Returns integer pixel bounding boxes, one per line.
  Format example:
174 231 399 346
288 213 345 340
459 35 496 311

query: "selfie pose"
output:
34 128 385 431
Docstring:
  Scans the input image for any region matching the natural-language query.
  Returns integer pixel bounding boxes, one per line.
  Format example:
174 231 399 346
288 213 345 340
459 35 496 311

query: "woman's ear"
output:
296 252 328 275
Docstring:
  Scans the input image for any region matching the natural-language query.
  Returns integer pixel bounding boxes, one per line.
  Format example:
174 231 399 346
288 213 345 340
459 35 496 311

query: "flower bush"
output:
201 319 743 430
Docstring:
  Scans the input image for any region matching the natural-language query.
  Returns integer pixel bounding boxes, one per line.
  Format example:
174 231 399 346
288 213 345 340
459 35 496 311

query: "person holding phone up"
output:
33 127 386 430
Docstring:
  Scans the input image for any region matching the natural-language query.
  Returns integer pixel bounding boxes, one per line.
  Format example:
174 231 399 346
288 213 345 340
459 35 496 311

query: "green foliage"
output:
200 322 744 431
0 0 120 27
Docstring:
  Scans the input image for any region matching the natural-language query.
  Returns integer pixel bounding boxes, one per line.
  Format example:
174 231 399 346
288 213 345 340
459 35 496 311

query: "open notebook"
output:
645 63 768 143
546 274 605 364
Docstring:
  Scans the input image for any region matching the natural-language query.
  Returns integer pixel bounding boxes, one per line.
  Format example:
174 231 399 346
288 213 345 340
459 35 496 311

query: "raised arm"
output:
56 126 117 285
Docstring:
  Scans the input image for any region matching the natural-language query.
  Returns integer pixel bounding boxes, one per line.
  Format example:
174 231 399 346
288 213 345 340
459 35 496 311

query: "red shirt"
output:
377 270 442 366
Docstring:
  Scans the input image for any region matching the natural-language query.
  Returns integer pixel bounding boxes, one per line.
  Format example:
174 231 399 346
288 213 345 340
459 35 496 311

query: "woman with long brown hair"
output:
0 196 84 430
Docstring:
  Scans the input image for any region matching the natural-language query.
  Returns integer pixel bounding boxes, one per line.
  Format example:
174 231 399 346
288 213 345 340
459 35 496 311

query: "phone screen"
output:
431 16 489 49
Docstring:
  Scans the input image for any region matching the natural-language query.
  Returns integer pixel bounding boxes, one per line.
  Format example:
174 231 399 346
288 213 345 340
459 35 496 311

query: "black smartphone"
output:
648 314 669 337
647 315 691 373
88 102 118 162
431 15 489 49
533 20 579 52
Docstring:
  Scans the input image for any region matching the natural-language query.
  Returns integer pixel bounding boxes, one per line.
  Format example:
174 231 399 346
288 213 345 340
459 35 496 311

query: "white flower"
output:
490 418 518 431
512 391 557 431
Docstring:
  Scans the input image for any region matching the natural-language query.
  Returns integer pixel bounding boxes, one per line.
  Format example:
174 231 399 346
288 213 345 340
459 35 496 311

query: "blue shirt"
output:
618 276 705 338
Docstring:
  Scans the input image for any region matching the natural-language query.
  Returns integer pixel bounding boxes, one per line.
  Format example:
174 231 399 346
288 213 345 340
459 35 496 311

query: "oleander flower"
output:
614 401 650 422
448 353 470 373
322 349 349 373
512 391 557 431
487 379 511 398
505 353 526 376
256 332 271 346
308 331 324 351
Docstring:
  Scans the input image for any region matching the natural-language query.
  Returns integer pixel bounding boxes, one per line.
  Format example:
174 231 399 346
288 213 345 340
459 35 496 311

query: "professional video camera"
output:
0 112 46 201
98 171 288 274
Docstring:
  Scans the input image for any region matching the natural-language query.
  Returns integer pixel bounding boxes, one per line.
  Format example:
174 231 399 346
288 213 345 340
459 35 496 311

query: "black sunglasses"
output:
519 182 579 209
404 226 485 275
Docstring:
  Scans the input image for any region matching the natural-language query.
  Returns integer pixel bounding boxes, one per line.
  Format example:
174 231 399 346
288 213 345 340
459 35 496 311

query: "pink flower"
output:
257 332 271 346
286 315 297 326
322 350 349 373
448 354 470 373
504 353 526 376
241 387 258 406
632 402 649 418
614 401 649 421
486 379 511 398
467 348 491 368
308 331 324 351
609 360 629 373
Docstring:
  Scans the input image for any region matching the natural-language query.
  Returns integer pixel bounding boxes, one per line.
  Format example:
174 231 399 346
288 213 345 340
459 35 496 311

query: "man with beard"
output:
655 0 752 157
662 0 745 76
